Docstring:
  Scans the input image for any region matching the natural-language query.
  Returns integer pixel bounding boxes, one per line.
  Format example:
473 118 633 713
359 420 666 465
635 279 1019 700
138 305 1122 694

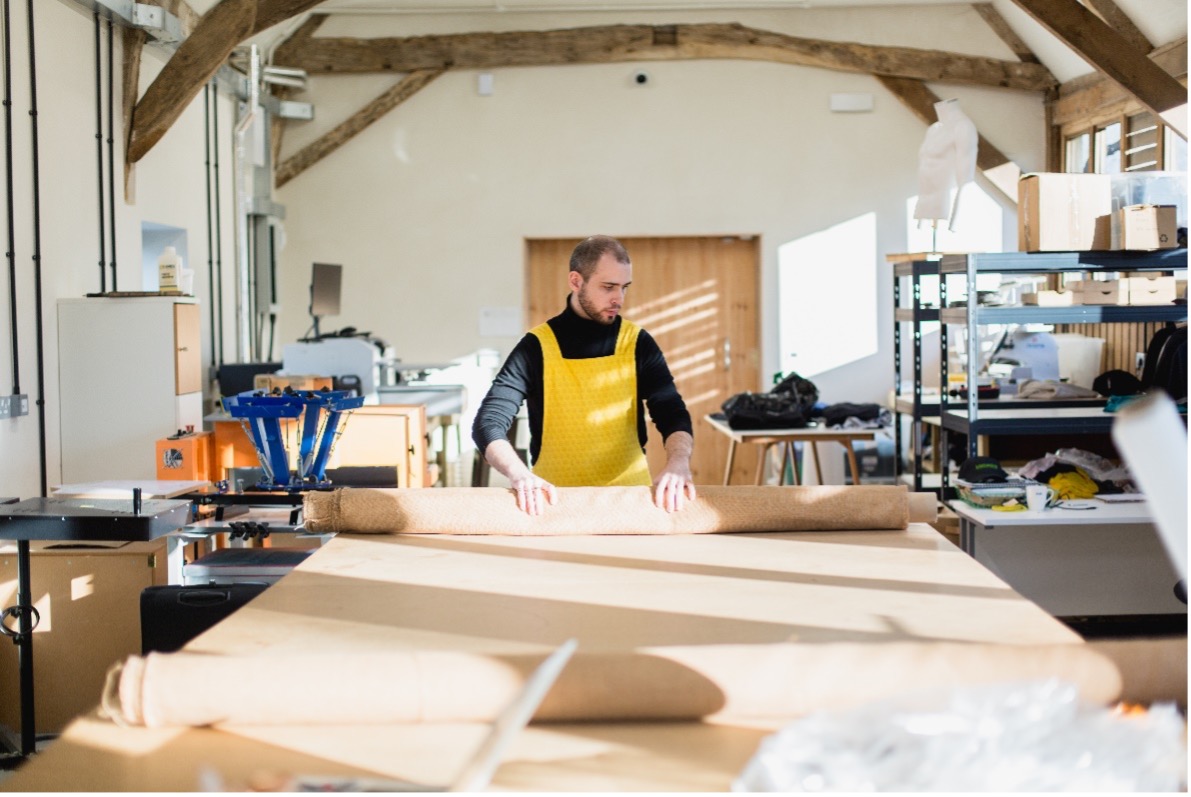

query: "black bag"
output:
772 372 820 406
1141 326 1187 401
721 392 809 430
721 372 819 430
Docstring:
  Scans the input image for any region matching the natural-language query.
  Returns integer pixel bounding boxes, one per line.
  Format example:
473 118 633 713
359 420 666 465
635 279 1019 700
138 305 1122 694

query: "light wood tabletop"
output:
2 524 1081 792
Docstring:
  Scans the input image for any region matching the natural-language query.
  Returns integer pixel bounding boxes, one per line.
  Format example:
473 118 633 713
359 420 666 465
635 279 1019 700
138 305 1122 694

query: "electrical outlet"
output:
0 394 29 419
1135 352 1146 373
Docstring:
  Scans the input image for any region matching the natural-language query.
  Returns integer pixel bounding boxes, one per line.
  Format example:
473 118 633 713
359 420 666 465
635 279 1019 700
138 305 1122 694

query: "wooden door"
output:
174 303 202 395
527 236 760 485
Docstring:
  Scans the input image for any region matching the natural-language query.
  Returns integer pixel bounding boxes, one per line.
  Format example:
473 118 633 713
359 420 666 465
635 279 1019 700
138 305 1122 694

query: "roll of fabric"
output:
1087 638 1187 709
303 485 936 536
102 641 1122 728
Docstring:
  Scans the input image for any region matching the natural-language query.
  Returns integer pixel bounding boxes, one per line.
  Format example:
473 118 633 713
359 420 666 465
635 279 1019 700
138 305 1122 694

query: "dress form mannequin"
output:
913 98 978 244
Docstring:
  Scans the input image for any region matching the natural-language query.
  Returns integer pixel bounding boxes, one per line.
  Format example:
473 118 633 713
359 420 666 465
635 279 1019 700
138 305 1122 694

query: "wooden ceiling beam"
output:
971 3 1039 63
1079 0 1152 54
275 68 445 188
1010 0 1185 122
121 26 147 203
1052 37 1186 129
128 0 326 164
273 21 1056 92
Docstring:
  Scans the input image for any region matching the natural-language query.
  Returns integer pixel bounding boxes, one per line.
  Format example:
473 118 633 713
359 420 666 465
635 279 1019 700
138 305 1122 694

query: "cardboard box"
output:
1123 275 1177 305
155 430 214 481
0 540 167 733
1119 204 1177 250
252 374 334 393
1070 279 1128 306
1021 289 1077 307
1018 173 1112 252
1111 172 1186 248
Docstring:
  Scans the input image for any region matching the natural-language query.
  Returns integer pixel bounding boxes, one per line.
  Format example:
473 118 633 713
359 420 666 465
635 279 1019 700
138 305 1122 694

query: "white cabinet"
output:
58 297 202 482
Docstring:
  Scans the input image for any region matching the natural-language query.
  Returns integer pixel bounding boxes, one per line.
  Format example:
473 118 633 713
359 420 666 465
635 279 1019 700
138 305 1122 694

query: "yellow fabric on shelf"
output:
1049 469 1099 500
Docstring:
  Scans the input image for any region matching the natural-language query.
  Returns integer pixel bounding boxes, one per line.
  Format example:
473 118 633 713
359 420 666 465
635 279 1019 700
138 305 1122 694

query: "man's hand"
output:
654 431 696 512
484 439 558 516
509 473 558 516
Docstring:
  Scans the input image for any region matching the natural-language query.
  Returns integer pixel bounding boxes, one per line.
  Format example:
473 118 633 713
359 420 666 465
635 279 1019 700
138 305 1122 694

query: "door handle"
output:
722 337 731 371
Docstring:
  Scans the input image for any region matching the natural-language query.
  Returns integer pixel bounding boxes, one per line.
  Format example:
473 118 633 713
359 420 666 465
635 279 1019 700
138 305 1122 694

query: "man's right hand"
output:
508 474 558 516
484 439 558 515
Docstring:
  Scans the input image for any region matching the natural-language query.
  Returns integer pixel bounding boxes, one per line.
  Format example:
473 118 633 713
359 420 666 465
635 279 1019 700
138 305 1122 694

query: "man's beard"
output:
577 285 617 325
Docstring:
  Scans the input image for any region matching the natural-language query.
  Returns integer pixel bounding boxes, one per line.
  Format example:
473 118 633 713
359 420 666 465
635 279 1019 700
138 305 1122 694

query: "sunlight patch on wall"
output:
778 213 878 378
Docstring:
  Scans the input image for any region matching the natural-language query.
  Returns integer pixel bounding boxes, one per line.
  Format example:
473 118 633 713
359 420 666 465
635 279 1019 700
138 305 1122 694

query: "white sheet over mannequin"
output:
913 98 978 233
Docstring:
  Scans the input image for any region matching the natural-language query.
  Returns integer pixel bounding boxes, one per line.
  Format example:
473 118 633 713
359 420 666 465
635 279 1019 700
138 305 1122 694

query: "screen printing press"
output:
3 481 1185 791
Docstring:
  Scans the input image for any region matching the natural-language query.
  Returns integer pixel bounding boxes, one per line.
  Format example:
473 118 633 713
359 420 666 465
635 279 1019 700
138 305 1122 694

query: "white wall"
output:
0 0 237 497
273 5 1046 415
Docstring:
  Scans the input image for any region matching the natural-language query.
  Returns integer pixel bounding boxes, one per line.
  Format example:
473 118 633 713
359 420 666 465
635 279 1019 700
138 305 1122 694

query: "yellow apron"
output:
530 320 652 487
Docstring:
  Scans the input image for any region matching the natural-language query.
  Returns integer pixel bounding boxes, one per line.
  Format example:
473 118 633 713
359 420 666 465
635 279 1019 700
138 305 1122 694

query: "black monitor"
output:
216 362 281 397
309 263 342 337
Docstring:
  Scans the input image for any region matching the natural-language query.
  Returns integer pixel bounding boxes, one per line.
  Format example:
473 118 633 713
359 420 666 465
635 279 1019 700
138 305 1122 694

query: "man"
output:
472 235 696 515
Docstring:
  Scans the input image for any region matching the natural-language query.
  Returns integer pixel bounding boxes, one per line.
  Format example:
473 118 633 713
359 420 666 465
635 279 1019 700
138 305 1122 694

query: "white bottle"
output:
158 246 180 291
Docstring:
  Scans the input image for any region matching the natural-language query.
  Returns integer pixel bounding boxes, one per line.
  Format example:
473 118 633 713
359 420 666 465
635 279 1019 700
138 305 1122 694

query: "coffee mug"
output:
1025 483 1056 511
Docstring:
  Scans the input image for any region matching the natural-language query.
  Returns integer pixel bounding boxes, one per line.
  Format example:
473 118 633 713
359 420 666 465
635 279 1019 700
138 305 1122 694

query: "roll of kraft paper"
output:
102 641 1122 729
303 485 938 536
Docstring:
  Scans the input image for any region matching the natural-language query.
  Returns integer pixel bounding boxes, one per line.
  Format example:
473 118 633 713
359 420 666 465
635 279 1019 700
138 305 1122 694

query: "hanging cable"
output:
204 84 216 371
247 221 258 359
27 0 46 497
213 87 224 365
267 223 277 361
93 10 105 293
2 0 19 396
106 17 116 291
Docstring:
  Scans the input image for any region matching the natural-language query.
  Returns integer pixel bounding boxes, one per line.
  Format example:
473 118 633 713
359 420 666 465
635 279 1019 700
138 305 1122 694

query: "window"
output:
1164 126 1187 171
1124 111 1159 171
1095 122 1122 172
1064 111 1184 174
1065 132 1091 173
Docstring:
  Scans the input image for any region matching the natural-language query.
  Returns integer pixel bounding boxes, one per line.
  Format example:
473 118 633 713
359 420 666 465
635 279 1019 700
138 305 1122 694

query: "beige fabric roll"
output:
1087 638 1188 709
303 485 935 536
102 641 1122 728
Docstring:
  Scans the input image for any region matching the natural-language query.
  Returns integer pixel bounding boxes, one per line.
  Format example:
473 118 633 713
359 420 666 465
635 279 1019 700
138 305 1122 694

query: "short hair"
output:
569 235 630 280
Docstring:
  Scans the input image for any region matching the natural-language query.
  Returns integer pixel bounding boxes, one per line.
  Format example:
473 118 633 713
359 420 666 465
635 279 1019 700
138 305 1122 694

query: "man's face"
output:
571 253 632 325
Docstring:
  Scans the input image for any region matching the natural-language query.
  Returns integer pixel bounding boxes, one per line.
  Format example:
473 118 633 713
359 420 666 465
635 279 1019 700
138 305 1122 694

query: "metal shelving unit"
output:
936 248 1187 494
890 253 941 491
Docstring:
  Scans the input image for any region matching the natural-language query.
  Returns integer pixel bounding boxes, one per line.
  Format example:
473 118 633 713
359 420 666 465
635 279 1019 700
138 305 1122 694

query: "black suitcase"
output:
140 583 269 654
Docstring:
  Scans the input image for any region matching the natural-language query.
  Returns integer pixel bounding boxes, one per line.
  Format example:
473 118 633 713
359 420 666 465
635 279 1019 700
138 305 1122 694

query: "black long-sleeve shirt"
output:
472 302 693 464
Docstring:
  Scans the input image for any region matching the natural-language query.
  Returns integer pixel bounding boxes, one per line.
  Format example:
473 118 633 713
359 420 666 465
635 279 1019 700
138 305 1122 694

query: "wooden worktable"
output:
704 414 881 485
3 524 1082 792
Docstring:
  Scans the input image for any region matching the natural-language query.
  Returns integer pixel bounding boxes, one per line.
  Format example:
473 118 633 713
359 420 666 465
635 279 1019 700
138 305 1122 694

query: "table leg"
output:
811 443 823 485
166 534 187 585
844 443 861 486
754 444 769 486
722 440 737 486
15 541 35 756
786 442 799 486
